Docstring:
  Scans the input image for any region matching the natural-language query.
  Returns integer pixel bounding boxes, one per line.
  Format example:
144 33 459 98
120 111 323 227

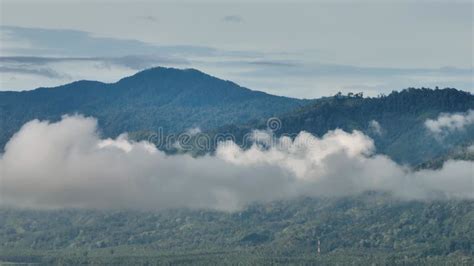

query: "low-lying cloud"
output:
368 120 383 136
425 109 474 135
0 116 472 211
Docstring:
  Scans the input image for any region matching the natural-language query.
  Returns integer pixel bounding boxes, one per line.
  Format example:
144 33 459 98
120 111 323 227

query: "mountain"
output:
180 88 474 165
273 88 474 165
1 68 473 165
0 67 308 150
1 69 473 264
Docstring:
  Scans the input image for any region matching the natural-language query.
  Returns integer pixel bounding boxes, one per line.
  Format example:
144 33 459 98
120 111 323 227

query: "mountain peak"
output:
117 66 209 83
141 66 204 74
0 67 306 150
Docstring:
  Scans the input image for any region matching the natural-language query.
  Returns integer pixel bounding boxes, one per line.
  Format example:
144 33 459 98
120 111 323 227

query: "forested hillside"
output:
2 68 472 166
1 194 472 265
0 67 307 150
181 88 474 165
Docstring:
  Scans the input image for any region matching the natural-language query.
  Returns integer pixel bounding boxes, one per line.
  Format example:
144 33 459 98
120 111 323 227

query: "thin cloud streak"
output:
1 25 472 96
0 66 66 79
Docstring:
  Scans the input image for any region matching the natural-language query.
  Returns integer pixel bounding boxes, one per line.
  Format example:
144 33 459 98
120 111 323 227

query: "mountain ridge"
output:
1 68 473 166
0 67 309 150
159 87 473 165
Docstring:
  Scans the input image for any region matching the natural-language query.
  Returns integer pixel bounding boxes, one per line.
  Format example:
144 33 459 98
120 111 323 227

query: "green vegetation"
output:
181 88 473 165
1 67 472 165
1 69 473 264
0 67 308 151
1 194 473 264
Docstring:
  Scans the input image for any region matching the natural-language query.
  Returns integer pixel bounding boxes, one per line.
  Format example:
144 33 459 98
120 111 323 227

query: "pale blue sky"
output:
0 0 472 98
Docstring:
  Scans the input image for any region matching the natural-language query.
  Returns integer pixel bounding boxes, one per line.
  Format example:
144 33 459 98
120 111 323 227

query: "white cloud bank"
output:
425 109 474 135
0 115 472 211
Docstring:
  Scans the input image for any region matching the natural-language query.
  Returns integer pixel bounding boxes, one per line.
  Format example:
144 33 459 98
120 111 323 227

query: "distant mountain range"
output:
1 67 473 165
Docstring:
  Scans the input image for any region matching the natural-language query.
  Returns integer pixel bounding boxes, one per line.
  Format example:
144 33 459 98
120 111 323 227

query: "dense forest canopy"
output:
1 195 473 264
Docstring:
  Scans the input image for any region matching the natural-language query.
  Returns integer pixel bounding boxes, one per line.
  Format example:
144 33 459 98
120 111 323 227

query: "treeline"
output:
169 88 473 165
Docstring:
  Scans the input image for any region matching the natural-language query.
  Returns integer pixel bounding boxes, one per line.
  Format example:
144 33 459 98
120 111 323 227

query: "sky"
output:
0 0 472 98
